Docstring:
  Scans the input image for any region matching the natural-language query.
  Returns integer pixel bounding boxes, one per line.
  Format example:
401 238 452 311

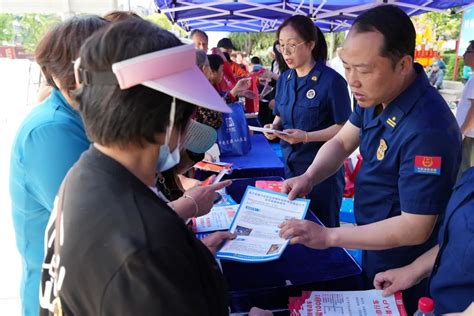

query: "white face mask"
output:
156 98 181 172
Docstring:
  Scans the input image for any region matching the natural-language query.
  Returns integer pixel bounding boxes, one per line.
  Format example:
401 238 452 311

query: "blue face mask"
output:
157 143 180 172
157 97 180 172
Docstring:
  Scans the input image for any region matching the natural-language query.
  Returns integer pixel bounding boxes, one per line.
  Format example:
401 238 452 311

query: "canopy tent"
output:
154 0 474 33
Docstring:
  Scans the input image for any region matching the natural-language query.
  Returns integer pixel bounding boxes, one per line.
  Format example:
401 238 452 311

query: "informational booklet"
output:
289 290 407 316
248 125 289 136
216 186 309 262
192 204 239 233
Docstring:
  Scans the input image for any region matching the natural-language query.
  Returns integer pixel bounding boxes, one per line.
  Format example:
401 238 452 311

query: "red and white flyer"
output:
290 290 407 316
255 180 284 193
194 160 233 173
192 204 239 233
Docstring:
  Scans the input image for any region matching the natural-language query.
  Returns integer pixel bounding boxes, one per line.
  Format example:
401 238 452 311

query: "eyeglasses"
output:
275 42 306 55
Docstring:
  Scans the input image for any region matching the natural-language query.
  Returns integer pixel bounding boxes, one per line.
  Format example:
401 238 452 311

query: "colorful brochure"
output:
217 186 309 263
289 290 407 316
192 204 239 233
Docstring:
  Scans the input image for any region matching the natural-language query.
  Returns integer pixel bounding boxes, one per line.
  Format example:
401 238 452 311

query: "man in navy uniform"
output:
374 167 474 314
278 5 461 313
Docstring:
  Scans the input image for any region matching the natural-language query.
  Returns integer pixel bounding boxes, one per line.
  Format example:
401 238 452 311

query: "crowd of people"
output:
7 4 474 316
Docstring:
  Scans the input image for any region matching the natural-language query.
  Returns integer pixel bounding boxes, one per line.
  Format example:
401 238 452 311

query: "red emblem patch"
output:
414 156 442 175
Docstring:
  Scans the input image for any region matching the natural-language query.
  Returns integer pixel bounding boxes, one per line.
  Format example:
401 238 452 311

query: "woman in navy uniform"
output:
264 15 351 227
374 167 474 314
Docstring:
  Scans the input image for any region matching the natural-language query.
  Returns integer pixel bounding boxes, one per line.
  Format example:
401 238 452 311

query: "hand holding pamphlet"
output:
248 125 289 136
217 186 309 262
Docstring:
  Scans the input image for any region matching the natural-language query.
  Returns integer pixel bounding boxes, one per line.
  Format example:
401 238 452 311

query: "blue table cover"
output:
221 134 285 179
222 177 363 313
196 134 285 180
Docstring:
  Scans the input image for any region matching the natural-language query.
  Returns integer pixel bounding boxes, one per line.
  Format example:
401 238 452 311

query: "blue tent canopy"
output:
154 0 474 32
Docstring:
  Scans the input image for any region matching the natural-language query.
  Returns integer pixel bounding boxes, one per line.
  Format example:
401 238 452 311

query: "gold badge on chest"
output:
377 139 388 161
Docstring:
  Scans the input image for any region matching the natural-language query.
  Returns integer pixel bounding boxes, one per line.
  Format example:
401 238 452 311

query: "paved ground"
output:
0 58 42 315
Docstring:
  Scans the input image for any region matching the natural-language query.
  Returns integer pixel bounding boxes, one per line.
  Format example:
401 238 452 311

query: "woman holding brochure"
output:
39 19 270 316
263 15 351 227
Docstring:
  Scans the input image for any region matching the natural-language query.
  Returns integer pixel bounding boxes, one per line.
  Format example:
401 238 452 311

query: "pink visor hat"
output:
77 44 231 113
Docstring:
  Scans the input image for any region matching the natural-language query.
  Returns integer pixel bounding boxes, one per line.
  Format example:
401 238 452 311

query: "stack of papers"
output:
248 125 289 136
289 290 407 316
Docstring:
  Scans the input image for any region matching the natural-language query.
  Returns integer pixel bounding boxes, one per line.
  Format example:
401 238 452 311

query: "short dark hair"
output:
103 10 142 22
352 5 415 66
35 15 108 91
276 15 328 62
207 54 224 72
250 56 262 65
217 38 236 50
190 29 208 40
76 19 195 148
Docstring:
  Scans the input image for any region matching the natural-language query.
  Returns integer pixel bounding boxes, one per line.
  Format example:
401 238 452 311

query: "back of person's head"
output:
190 29 208 40
250 56 262 65
276 15 328 62
76 19 195 148
436 59 446 69
195 49 209 70
352 5 415 67
103 10 142 22
207 54 224 72
217 38 235 50
35 15 108 92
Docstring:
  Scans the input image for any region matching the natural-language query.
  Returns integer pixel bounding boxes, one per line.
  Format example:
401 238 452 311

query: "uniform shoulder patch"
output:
414 155 442 175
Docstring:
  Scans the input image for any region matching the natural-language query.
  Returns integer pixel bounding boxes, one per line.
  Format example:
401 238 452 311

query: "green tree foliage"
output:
412 10 462 41
0 13 60 53
0 13 16 43
229 32 276 55
324 31 346 60
145 13 187 37
444 52 464 80
18 14 61 52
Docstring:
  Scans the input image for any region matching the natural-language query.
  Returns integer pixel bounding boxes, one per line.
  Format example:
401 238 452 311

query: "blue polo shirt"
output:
274 61 351 176
429 167 474 314
349 64 462 281
10 89 89 316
